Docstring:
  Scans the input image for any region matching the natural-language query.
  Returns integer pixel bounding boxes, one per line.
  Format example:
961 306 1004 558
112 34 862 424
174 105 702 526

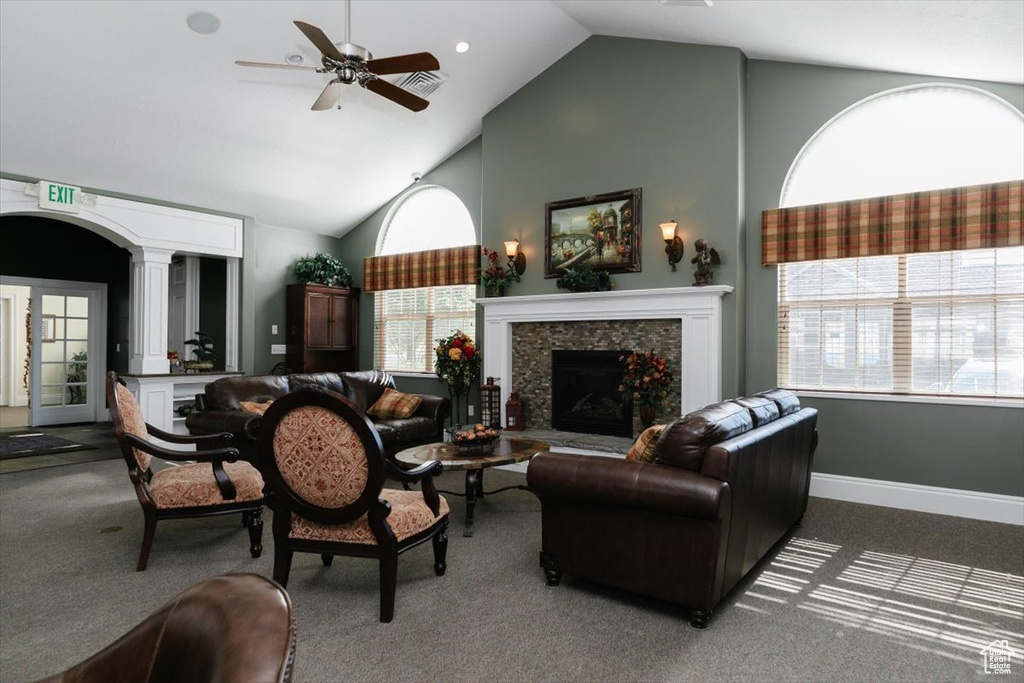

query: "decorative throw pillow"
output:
239 400 273 415
626 425 666 463
367 388 422 419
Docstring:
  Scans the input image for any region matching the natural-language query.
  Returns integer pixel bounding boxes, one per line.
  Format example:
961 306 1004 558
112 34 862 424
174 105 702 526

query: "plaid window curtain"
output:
762 179 1023 265
363 245 481 292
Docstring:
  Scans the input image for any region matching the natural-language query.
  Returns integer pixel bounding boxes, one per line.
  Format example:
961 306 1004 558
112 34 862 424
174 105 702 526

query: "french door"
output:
30 283 106 426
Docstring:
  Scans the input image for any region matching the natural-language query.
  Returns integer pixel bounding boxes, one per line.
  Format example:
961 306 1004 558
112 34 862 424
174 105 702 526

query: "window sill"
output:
792 390 1024 409
386 371 440 380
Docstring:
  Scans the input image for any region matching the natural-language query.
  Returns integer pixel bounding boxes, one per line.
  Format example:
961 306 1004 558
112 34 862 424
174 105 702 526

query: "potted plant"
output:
184 331 216 371
481 246 513 297
618 350 673 428
555 262 613 293
293 253 353 289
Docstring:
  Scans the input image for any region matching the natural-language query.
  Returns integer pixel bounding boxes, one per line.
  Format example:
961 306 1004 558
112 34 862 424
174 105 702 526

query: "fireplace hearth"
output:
551 350 632 437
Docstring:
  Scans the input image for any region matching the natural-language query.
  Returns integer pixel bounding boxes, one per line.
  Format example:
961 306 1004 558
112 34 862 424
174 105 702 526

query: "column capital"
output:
128 246 175 264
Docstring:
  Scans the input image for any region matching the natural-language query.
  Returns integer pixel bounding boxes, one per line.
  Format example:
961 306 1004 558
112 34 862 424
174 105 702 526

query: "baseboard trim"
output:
810 472 1024 526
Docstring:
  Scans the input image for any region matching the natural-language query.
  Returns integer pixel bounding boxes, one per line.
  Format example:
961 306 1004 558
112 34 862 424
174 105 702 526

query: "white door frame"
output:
3 276 107 425
0 295 10 406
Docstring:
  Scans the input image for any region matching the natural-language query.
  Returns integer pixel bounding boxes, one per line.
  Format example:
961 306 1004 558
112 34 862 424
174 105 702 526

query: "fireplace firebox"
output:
551 350 632 437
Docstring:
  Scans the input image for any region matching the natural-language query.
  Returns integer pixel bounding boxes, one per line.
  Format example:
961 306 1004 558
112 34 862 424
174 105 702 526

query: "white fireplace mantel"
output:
476 285 732 417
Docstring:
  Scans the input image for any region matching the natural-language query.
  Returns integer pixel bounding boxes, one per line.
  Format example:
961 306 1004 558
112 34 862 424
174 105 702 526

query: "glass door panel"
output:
31 290 98 425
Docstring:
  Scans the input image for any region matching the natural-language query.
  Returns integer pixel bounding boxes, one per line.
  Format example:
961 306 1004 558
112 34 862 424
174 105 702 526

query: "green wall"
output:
243 222 344 375
481 36 747 397
338 136 483 400
745 59 1024 496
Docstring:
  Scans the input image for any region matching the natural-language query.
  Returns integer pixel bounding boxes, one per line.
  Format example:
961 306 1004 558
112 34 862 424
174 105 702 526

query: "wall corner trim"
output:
810 472 1024 526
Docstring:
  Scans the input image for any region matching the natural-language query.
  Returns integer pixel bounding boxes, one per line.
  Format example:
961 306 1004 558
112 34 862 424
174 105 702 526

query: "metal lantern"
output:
480 377 502 429
505 391 525 431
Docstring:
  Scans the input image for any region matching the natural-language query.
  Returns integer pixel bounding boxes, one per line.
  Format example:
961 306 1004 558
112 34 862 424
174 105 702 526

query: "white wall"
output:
0 284 31 407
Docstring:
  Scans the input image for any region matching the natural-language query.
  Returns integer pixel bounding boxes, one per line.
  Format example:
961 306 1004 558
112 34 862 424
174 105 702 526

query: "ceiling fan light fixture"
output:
454 41 471 54
186 11 221 35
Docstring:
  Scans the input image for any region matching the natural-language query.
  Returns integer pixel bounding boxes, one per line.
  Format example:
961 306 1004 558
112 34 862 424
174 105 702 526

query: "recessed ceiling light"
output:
285 53 305 65
186 11 221 35
454 41 471 54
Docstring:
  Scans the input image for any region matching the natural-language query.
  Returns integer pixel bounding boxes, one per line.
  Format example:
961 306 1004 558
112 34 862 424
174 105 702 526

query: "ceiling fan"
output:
235 0 440 112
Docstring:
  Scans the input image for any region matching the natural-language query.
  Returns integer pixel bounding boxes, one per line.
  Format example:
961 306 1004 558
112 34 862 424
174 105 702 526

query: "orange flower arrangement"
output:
434 330 481 393
618 350 672 408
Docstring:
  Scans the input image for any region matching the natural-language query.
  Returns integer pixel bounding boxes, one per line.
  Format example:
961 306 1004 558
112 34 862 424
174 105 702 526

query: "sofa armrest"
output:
186 410 261 442
413 394 449 429
527 452 729 521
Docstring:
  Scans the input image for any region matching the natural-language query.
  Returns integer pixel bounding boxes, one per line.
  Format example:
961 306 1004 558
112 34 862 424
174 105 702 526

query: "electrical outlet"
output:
271 324 278 335
468 405 474 417
271 344 286 355
116 343 120 352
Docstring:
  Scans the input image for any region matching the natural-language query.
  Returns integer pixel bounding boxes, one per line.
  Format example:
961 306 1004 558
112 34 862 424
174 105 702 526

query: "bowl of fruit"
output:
446 424 502 453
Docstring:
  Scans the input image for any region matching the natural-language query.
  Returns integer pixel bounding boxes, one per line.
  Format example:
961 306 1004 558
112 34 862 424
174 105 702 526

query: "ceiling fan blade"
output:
312 81 342 111
363 78 429 112
293 20 346 63
235 60 317 71
366 52 440 75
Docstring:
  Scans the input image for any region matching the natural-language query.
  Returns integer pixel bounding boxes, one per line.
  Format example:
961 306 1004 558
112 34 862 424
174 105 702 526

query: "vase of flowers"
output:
618 350 673 428
434 330 482 425
481 247 512 297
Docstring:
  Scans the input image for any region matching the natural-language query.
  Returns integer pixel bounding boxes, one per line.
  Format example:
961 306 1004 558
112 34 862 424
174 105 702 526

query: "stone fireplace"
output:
478 286 731 434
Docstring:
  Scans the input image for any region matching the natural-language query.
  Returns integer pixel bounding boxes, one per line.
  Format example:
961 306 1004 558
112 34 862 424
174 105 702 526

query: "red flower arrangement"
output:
618 350 672 408
481 247 513 289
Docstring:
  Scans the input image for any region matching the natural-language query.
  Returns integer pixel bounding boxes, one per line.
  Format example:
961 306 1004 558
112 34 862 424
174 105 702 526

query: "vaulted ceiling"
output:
1 1 1020 236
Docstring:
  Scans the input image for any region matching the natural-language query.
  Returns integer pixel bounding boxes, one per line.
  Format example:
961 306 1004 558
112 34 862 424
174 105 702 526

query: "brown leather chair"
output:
106 372 265 571
34 573 295 683
256 386 450 623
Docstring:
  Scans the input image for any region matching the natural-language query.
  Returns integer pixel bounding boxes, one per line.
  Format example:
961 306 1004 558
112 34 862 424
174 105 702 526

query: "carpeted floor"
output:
0 457 1021 682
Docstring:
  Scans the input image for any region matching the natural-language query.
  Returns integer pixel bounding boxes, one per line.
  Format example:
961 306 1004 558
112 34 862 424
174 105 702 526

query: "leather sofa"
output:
186 370 449 462
527 389 817 629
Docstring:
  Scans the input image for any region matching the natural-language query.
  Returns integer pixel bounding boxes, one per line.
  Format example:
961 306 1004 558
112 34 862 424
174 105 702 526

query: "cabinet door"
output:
329 294 355 350
306 292 332 348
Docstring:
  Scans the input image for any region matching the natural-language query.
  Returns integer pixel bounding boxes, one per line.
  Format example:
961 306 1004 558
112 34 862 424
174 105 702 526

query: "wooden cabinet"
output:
286 284 359 373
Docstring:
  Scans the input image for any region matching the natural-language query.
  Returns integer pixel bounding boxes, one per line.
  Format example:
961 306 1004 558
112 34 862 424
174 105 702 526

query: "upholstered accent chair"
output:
34 573 296 683
106 372 265 571
256 387 450 623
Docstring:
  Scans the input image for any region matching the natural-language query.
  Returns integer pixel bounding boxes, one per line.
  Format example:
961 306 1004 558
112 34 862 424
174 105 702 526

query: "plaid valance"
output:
363 245 481 292
761 179 1023 265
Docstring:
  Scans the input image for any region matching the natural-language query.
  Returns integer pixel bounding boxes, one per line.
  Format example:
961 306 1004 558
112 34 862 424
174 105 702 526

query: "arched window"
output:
374 185 477 373
777 84 1024 399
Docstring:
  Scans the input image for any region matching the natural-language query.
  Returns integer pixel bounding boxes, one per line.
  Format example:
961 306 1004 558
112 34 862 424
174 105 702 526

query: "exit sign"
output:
38 181 81 214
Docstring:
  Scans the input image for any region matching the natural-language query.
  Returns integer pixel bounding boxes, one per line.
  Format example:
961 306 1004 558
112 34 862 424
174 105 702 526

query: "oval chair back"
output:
106 371 153 474
256 387 387 525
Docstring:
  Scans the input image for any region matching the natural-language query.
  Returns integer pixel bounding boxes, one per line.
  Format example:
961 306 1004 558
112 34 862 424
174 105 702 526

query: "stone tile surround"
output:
510 320 682 436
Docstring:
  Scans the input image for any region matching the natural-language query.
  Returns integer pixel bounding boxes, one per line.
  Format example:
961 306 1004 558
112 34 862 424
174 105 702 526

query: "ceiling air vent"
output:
390 70 448 99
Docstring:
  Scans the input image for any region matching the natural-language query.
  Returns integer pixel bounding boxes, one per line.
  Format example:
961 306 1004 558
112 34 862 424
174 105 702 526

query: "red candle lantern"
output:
505 391 525 431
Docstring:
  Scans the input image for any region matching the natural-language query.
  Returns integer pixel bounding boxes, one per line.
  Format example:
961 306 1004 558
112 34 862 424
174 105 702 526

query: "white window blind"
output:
373 185 477 373
778 248 1024 398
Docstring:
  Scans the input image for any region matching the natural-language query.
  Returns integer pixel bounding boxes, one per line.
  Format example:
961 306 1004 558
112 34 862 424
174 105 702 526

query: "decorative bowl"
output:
446 425 501 453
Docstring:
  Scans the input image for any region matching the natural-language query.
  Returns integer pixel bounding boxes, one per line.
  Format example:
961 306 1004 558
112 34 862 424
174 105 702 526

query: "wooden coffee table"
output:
394 437 549 537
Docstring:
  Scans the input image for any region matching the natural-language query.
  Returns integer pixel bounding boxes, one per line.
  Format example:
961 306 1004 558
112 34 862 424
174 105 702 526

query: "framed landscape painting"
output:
544 188 642 278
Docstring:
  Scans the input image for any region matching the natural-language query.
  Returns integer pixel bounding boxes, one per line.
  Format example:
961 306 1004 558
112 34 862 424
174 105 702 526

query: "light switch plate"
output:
271 344 286 355
271 324 278 335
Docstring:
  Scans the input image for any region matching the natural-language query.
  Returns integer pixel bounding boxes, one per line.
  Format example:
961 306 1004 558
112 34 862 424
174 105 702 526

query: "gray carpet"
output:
1 456 1021 682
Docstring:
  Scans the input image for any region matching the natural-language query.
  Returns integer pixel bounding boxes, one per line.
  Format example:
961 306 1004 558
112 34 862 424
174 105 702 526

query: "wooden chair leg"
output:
321 554 333 567
432 524 449 576
379 551 398 623
244 508 264 558
137 512 157 572
273 546 293 588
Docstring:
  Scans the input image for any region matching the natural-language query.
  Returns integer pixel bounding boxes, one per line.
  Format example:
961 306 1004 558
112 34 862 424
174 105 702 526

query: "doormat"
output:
0 432 97 460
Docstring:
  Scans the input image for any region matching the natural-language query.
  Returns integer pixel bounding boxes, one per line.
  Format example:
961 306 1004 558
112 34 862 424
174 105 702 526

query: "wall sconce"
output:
660 221 684 271
504 239 526 282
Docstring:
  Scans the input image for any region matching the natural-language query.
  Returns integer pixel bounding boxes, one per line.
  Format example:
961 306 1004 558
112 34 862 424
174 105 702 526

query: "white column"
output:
129 247 174 374
224 257 240 371
184 255 201 346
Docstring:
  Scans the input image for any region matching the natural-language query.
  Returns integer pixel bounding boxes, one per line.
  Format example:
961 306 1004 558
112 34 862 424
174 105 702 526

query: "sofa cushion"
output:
287 373 347 397
338 370 396 412
653 401 753 471
730 396 779 427
239 400 274 415
289 489 449 545
755 389 801 416
149 461 264 509
626 425 666 463
372 417 438 451
368 388 422 419
205 375 290 411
